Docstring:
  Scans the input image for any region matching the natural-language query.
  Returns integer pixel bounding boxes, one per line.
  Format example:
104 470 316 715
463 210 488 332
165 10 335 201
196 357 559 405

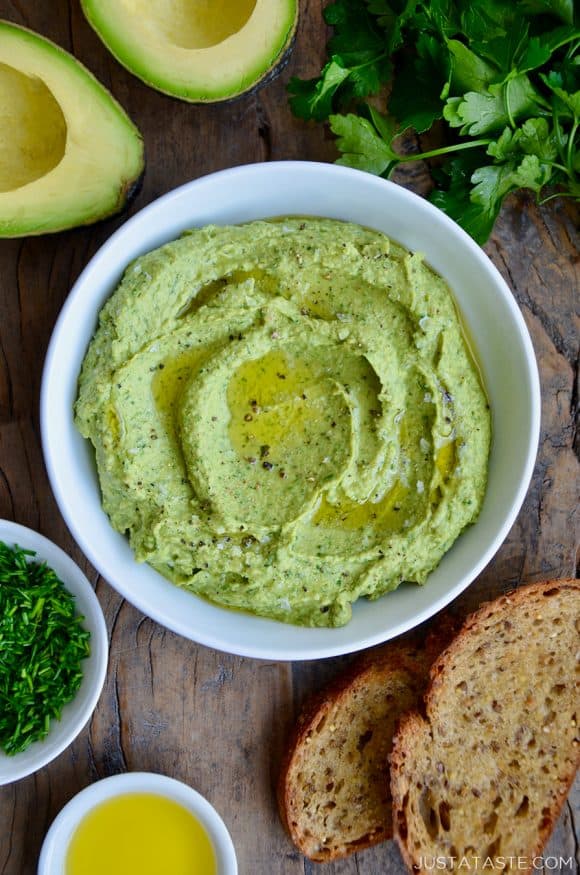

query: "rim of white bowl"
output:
38 771 238 875
40 161 541 660
0 520 108 785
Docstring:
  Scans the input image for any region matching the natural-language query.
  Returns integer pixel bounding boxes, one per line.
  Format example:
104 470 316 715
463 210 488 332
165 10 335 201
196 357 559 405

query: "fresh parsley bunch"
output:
289 0 579 243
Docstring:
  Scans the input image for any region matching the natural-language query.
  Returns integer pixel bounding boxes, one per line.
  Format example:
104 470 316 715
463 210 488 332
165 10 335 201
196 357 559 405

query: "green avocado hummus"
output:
75 218 491 627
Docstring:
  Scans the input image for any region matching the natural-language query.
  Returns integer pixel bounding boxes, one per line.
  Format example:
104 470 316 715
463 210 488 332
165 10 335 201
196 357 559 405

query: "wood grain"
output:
0 2 578 873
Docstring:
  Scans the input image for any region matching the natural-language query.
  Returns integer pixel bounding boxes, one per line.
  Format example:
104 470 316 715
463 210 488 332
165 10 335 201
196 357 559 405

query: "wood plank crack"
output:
113 673 129 773
0 785 16 874
255 96 273 162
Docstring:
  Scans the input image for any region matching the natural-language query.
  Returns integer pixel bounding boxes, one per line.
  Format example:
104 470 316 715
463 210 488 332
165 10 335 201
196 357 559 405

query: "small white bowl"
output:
38 772 238 875
0 520 107 785
41 161 541 660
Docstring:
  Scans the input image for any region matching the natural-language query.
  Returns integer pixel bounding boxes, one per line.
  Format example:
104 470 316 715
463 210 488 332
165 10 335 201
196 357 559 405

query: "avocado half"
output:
80 0 299 103
0 21 144 238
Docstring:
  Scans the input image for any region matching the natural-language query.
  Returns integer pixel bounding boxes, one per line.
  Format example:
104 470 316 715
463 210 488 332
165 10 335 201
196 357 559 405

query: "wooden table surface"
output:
0 2 578 873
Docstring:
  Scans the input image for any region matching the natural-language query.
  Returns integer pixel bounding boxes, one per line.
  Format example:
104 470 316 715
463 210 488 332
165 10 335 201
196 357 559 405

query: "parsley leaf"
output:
541 70 580 116
444 74 543 135
471 17 532 75
365 0 420 51
495 118 559 161
288 0 390 120
447 39 499 92
537 25 580 56
429 150 498 243
459 2 514 45
389 33 451 132
289 0 580 243
471 155 552 213
520 0 575 25
326 0 391 99
330 112 399 175
288 61 351 121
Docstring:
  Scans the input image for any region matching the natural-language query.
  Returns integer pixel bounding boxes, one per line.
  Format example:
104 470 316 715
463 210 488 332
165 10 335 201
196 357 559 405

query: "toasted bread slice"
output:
277 626 453 862
390 579 580 874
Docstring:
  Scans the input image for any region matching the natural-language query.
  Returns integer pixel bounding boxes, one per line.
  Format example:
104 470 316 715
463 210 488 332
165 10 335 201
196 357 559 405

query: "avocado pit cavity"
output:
0 62 66 192
127 0 258 50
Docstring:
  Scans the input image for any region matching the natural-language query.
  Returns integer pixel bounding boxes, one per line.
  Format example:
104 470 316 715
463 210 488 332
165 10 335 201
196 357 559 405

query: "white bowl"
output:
0 520 108 785
38 771 237 875
41 161 540 660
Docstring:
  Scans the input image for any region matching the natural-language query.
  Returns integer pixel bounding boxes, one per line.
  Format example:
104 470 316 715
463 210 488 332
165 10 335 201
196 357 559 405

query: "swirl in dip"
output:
75 218 491 627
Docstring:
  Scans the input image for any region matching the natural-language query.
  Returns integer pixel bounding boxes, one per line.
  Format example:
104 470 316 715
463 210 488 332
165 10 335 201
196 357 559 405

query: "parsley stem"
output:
397 139 491 163
351 52 388 75
539 191 577 204
540 159 574 177
504 79 516 130
552 106 568 166
564 39 579 61
566 119 578 178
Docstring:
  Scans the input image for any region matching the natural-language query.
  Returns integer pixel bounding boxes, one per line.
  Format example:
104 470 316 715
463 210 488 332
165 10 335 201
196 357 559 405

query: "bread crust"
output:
426 579 580 696
277 641 433 862
390 579 580 875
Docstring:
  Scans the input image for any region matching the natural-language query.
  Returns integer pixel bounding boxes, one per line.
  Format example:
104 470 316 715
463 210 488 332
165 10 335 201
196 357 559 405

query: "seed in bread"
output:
390 579 580 874
277 642 434 862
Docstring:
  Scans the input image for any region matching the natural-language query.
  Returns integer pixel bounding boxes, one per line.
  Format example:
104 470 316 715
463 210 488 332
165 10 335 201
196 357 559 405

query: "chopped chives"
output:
0 541 91 755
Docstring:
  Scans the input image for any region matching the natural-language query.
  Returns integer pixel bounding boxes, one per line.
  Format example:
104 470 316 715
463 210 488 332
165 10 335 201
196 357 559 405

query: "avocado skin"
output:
124 168 145 208
142 32 297 109
82 166 146 234
0 163 146 239
214 31 297 107
0 20 145 238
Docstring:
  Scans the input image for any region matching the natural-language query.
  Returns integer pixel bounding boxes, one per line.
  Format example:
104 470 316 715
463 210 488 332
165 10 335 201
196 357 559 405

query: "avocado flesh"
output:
81 0 298 102
0 21 144 238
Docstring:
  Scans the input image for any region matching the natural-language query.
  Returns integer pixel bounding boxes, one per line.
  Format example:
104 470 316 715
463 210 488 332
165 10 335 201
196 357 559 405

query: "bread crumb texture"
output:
391 579 580 873
278 644 432 861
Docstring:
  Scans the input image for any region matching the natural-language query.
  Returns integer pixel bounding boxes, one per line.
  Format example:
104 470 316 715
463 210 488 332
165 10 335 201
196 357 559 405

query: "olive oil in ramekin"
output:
65 792 217 875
